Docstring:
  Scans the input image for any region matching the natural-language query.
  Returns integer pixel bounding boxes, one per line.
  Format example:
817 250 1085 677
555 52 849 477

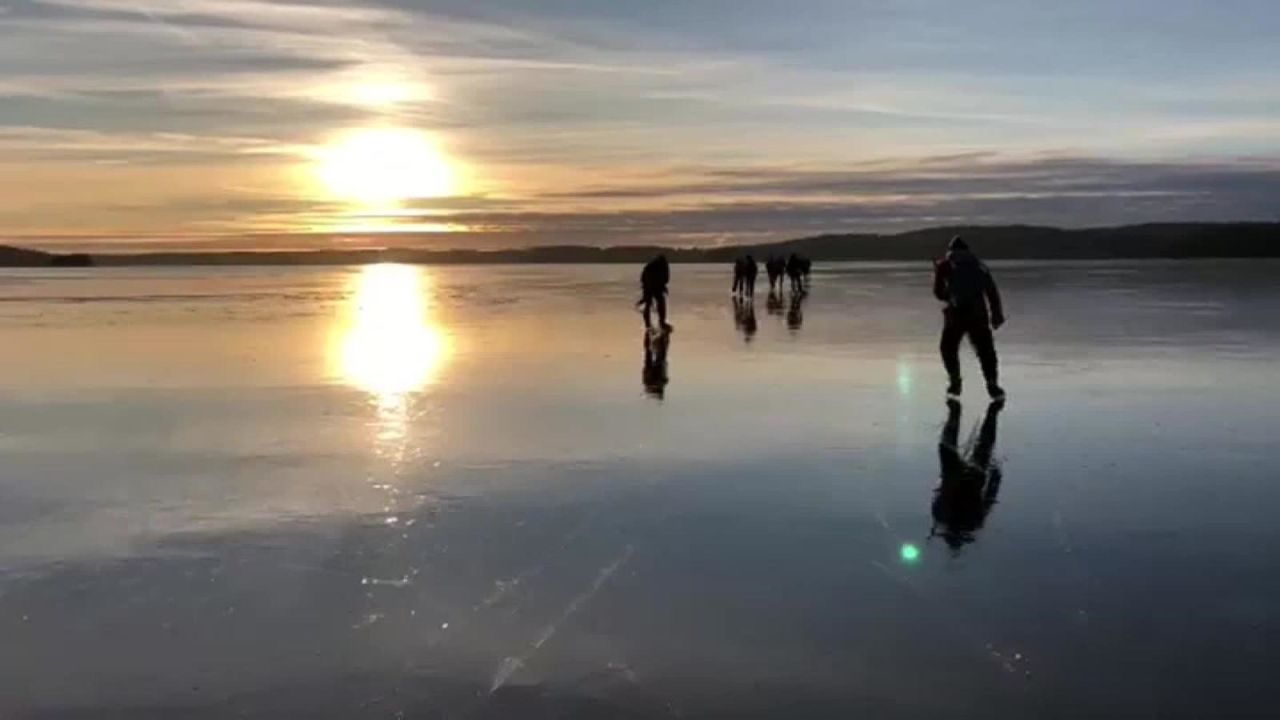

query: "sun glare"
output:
317 129 457 205
335 264 450 399
349 81 418 108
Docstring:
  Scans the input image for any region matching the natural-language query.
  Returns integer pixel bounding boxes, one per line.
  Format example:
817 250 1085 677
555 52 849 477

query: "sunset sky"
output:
2 0 1278 251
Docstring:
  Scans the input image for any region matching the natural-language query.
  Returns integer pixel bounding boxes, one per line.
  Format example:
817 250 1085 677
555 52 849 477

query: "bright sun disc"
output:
318 129 456 204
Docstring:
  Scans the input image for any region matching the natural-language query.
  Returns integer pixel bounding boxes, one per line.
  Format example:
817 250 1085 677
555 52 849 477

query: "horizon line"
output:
6 220 1279 257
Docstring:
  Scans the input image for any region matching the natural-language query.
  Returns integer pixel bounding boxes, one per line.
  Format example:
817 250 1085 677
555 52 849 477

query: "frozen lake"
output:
2 261 1279 718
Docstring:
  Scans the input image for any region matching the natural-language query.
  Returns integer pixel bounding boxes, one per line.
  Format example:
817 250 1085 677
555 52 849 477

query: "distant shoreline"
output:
3 222 1277 267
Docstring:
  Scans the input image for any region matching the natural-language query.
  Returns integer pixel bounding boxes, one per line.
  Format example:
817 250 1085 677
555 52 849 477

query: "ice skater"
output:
933 236 1005 400
786 253 811 293
742 255 757 297
766 256 786 292
638 254 672 332
731 255 758 297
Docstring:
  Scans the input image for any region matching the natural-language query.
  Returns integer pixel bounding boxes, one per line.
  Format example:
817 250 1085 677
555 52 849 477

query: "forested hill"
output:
762 223 1280 261
7 222 1280 266
0 245 92 267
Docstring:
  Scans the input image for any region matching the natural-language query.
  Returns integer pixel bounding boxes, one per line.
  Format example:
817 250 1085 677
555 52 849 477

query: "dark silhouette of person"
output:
732 255 758 297
732 295 757 342
786 288 806 332
766 256 786 292
933 236 1005 399
931 399 1004 552
638 255 671 331
786 253 811 293
642 330 670 399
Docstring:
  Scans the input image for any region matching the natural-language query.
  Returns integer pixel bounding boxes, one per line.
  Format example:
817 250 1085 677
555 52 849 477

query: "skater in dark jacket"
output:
766 256 786 293
638 255 671 331
786 253 810 293
732 255 758 297
933 236 1005 399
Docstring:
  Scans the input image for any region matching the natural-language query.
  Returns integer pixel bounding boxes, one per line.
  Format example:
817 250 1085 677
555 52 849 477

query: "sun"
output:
317 128 457 205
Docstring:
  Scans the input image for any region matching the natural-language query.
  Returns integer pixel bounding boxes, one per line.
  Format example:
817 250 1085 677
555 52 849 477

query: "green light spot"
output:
900 543 921 564
896 361 913 397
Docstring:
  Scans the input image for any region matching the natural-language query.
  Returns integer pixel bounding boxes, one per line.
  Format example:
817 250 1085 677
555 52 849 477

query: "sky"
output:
1 0 1278 251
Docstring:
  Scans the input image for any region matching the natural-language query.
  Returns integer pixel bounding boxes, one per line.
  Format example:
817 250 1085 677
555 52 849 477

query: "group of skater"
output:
638 235 1007 552
637 234 1006 402
731 253 812 297
637 235 1007 551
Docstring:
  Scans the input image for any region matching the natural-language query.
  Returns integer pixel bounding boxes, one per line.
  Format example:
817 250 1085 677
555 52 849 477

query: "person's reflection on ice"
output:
931 399 1004 552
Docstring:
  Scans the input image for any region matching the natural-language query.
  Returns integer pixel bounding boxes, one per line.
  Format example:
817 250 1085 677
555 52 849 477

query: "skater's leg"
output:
968 321 1001 394
940 310 965 390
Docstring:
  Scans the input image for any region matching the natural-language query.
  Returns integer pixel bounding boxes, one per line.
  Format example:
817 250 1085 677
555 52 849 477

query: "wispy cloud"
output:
0 126 294 161
2 0 1279 244
7 154 1277 247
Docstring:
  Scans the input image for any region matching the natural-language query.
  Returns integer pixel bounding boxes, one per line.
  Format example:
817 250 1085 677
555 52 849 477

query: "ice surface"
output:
1 261 1278 718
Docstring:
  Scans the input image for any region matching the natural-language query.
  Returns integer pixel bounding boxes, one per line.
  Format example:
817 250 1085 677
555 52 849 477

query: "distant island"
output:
3 222 1278 267
0 246 93 267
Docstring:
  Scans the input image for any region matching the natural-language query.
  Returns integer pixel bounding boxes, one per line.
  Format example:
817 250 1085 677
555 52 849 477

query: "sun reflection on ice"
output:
341 264 447 396
331 264 447 625
333 264 450 462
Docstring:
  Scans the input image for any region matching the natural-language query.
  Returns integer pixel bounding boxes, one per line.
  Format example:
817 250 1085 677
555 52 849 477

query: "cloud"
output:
34 0 400 30
365 155 1280 240
531 155 1280 203
2 1 1279 243
0 125 296 163
17 153 1275 248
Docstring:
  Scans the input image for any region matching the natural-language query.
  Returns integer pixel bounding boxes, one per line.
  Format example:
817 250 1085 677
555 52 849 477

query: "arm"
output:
932 259 949 302
984 268 1005 328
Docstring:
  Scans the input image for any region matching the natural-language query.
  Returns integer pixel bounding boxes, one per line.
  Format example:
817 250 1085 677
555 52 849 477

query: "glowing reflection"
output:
339 264 448 396
896 359 913 396
900 543 921 564
333 264 450 460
